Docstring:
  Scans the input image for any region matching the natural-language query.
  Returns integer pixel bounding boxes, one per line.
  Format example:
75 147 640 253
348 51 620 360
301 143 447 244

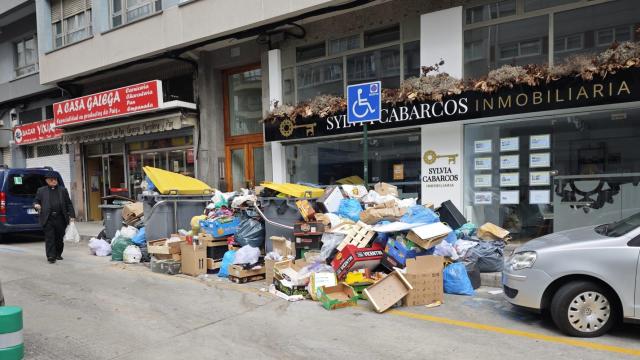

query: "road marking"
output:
389 309 640 357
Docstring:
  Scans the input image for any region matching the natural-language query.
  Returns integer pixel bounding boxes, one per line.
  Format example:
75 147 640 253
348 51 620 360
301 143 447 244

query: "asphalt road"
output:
2 237 640 360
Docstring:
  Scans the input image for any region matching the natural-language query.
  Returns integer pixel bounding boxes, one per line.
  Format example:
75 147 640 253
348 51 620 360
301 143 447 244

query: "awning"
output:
61 112 197 144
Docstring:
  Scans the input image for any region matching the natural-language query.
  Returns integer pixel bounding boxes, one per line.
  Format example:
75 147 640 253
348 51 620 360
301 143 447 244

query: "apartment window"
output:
524 0 580 12
500 39 543 59
596 25 633 47
287 24 416 104
465 40 485 61
19 108 44 125
111 0 162 28
466 0 516 24
51 0 92 49
328 35 360 55
554 34 583 53
14 36 38 78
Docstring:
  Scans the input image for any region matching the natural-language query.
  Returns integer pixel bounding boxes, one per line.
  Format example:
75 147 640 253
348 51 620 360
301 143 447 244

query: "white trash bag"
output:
123 245 142 264
88 238 112 257
64 222 80 243
120 225 138 239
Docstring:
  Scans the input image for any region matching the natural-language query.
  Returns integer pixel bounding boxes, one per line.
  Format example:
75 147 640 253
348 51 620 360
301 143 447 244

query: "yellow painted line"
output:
389 309 640 357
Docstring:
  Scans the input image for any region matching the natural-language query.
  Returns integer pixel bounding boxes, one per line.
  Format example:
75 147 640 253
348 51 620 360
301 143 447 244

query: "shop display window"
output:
464 107 640 242
285 132 421 199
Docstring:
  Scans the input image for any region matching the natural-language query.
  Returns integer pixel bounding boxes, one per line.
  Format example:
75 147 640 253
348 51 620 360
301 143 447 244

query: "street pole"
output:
363 123 368 187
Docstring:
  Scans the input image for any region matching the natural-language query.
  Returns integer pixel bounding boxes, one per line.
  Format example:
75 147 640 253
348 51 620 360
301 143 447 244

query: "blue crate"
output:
200 217 240 238
384 237 429 267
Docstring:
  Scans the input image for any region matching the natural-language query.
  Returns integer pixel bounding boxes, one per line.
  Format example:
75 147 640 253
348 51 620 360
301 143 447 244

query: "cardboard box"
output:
295 199 316 222
382 237 429 269
295 236 322 259
341 185 368 199
406 223 451 250
273 260 308 286
265 258 277 285
229 265 266 278
147 239 185 255
207 258 221 271
374 182 398 197
122 202 144 220
317 186 345 213
318 283 358 310
180 243 207 276
364 271 413 313
309 272 338 301
271 236 295 258
359 206 406 225
150 258 181 275
477 222 511 241
293 221 325 236
331 243 384 280
402 256 444 307
275 278 310 298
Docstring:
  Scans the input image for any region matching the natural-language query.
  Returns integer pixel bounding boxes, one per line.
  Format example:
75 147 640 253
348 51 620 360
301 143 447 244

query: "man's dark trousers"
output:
44 213 66 259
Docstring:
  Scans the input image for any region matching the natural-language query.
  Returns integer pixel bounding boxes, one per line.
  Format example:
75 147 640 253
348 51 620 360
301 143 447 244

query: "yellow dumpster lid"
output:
143 166 213 195
336 175 365 185
260 182 324 198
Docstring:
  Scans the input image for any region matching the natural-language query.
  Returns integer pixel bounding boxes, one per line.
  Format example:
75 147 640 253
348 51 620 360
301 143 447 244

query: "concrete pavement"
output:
2 235 640 360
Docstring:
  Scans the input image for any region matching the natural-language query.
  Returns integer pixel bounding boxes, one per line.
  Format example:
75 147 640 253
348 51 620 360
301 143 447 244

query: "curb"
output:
480 272 502 288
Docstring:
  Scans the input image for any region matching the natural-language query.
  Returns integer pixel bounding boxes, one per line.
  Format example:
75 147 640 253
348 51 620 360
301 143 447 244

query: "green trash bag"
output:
111 236 134 261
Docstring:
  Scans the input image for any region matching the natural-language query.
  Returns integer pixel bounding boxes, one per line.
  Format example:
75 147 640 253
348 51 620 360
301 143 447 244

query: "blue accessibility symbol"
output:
347 81 381 124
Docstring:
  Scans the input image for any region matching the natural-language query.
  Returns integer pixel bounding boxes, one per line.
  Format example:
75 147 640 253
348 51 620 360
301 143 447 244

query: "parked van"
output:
0 166 64 239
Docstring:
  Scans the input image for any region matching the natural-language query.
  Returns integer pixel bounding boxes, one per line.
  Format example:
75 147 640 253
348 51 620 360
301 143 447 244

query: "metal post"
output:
363 123 368 187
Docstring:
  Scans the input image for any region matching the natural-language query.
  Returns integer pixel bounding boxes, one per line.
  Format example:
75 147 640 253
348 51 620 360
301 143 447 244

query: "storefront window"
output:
554 0 639 63
464 16 549 79
464 107 640 242
285 132 421 198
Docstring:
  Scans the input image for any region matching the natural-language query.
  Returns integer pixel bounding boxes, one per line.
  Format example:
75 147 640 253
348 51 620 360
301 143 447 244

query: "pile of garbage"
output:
89 173 511 314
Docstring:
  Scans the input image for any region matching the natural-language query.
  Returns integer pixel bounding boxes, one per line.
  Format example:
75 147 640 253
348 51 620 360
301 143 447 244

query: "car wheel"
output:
551 281 617 337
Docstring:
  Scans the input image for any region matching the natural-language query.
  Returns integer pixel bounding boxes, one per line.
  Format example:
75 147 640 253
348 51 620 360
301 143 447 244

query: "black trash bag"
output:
464 240 505 273
138 242 151 263
463 260 482 289
235 216 265 248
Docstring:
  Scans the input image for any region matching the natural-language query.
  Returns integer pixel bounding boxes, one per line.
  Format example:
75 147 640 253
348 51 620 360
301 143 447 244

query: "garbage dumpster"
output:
99 204 124 240
143 194 211 241
257 196 318 253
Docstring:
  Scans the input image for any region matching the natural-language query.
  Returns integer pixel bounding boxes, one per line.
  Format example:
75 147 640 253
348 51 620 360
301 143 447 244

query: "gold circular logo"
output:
423 150 437 165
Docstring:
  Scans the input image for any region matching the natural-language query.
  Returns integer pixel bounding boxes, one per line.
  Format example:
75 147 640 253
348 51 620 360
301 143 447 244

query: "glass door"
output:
223 64 264 191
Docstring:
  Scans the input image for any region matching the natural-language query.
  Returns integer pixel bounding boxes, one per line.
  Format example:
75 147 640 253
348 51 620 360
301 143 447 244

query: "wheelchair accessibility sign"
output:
347 81 382 124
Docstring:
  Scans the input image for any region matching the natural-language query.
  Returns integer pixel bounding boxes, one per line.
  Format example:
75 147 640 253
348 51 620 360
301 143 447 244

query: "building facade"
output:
34 0 640 242
0 0 74 195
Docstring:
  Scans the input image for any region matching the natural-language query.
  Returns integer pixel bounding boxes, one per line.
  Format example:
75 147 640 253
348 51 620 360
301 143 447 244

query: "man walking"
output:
34 171 75 264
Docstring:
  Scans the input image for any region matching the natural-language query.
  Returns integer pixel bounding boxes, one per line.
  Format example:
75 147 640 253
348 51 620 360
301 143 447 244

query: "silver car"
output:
503 212 640 337
0 279 4 306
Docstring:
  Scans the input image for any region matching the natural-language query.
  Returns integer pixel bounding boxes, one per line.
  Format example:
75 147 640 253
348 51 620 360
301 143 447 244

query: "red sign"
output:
13 119 62 145
54 80 163 127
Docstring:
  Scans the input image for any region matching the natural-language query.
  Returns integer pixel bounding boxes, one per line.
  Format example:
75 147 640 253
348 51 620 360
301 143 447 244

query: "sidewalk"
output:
75 221 104 241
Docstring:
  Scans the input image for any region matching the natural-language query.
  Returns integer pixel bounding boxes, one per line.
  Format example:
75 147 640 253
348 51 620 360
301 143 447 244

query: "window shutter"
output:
51 0 62 23
63 0 87 18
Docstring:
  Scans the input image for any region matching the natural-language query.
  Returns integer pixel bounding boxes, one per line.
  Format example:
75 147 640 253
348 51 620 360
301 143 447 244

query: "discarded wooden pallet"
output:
229 274 266 284
336 221 376 251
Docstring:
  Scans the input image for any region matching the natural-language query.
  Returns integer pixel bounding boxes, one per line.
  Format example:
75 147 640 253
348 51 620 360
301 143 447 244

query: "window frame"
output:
499 38 543 60
110 0 162 29
51 1 92 49
14 35 39 78
285 23 419 104
554 33 584 53
595 24 633 47
463 0 618 77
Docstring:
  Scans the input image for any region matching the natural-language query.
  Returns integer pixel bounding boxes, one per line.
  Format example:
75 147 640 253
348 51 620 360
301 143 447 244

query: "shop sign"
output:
62 117 181 144
13 119 62 145
265 67 640 142
54 80 163 127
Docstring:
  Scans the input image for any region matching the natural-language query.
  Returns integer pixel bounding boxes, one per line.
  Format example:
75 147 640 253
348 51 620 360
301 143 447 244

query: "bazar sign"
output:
265 67 640 142
13 119 62 145
62 117 181 144
54 80 163 127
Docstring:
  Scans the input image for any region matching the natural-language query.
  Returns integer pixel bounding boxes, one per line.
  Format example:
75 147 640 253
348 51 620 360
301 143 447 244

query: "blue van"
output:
0 166 64 239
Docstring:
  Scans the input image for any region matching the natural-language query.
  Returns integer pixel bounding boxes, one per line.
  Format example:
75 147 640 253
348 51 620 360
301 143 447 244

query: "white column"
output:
420 6 463 79
266 49 287 183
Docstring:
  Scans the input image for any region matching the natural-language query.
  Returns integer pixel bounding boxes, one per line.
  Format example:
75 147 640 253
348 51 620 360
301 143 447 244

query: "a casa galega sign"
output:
264 67 639 142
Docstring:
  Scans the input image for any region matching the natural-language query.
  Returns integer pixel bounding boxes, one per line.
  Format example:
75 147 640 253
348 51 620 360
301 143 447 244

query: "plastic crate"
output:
200 218 240 238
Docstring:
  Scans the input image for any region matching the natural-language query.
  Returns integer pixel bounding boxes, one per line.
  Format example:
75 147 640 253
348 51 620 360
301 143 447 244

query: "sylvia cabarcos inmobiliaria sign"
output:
264 67 639 142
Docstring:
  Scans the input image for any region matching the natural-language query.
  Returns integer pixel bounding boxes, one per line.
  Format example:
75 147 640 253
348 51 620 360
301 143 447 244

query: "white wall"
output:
38 0 338 84
420 6 463 79
421 122 463 210
27 153 72 189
